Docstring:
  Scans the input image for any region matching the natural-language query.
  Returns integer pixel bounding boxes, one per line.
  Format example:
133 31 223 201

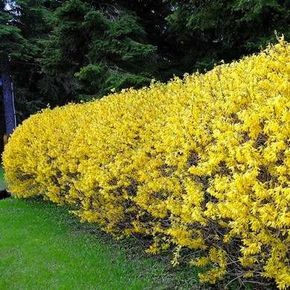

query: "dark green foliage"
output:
41 0 158 102
1 0 62 121
166 0 290 73
0 1 23 59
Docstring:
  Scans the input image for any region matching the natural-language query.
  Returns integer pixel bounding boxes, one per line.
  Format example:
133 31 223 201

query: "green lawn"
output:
0 197 199 290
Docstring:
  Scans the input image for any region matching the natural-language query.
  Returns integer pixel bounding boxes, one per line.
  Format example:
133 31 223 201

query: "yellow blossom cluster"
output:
3 39 290 288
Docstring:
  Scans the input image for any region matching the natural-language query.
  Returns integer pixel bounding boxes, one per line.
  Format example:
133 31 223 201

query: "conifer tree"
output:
42 0 158 102
0 0 21 133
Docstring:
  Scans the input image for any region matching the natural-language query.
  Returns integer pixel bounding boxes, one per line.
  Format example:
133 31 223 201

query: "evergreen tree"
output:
0 0 22 133
0 0 61 121
42 0 158 102
0 0 24 57
7 0 61 120
166 0 290 73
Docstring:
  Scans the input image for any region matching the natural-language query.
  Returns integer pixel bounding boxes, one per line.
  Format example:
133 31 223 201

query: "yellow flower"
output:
3 39 290 289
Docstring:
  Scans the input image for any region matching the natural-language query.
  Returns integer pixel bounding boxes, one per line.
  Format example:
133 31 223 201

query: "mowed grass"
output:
0 196 199 290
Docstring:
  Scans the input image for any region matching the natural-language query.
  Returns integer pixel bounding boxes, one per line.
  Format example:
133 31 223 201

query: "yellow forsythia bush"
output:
3 39 290 288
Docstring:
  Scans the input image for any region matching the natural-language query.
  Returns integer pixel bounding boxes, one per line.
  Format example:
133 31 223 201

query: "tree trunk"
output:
1 55 16 135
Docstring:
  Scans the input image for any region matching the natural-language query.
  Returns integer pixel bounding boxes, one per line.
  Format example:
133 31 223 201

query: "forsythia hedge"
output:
3 39 290 288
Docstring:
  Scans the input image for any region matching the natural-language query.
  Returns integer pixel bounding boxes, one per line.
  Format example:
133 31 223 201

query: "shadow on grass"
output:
33 197 202 289
1 195 268 290
0 196 202 290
